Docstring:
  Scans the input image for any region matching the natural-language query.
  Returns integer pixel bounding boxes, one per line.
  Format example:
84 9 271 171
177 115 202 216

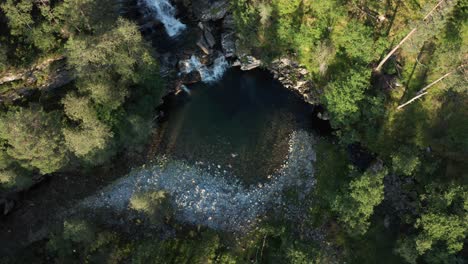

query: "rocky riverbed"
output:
78 130 316 232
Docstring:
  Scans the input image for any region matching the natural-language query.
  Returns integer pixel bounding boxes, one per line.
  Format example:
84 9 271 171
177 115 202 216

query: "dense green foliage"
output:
0 0 163 190
333 165 387 235
232 0 467 262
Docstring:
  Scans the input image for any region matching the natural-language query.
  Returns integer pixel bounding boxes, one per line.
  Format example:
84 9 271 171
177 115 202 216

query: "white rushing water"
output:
144 0 186 37
78 131 316 232
180 55 229 83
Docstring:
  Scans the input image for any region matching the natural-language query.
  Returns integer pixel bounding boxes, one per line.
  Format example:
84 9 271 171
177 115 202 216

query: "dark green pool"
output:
153 68 316 184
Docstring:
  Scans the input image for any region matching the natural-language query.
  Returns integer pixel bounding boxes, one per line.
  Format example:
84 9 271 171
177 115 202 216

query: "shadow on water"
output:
152 68 331 185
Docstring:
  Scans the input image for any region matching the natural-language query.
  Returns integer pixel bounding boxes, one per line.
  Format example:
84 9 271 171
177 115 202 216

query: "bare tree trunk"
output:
375 0 448 72
397 91 428 110
397 70 453 109
416 71 453 94
423 0 447 20
375 28 417 72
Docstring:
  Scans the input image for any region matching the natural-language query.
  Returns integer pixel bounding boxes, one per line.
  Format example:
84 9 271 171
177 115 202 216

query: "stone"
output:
198 22 204 30
196 36 211 55
299 68 308 75
0 198 15 215
204 28 216 48
223 14 235 30
317 112 330 120
280 58 292 66
192 0 230 21
239 56 262 71
221 32 236 57
294 80 307 89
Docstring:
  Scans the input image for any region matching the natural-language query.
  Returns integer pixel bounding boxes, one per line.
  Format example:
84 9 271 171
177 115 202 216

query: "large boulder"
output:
268 57 317 104
237 56 262 71
221 32 236 57
203 28 216 48
223 14 235 30
196 36 211 54
192 0 229 21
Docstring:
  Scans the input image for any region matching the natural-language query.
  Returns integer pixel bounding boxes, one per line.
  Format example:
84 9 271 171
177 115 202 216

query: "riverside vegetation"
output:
0 0 467 263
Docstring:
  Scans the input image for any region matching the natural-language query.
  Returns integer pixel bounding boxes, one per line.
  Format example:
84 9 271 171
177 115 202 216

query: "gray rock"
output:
232 60 241 67
0 198 14 215
239 56 262 71
197 36 211 54
299 68 308 75
204 28 216 48
192 0 230 21
221 32 236 57
223 14 235 30
317 112 330 121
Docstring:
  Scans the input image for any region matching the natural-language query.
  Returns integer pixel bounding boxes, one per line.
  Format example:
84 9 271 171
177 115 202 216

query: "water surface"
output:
153 68 315 184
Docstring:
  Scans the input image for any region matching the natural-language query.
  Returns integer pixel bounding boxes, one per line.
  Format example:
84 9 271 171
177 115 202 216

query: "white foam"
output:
181 55 229 83
144 0 186 37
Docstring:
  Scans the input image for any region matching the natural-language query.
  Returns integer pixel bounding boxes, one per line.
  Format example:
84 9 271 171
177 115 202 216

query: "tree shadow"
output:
399 42 436 105
403 42 429 89
384 0 401 37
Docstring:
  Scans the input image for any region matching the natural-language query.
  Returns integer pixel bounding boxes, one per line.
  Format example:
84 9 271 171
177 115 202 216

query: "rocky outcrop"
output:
269 58 317 104
138 1 319 105
195 23 217 55
191 0 230 21
234 55 262 71
220 14 236 57
0 56 74 104
221 32 236 57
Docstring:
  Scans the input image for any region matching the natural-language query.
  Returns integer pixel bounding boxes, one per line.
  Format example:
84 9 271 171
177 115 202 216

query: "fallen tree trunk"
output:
375 28 418 72
397 70 455 110
397 91 428 110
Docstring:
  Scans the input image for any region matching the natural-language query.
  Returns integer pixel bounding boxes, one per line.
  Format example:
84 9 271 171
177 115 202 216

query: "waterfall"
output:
181 55 229 83
144 0 186 37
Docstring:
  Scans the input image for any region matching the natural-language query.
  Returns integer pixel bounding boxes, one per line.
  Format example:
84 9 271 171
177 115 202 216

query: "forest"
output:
0 0 466 263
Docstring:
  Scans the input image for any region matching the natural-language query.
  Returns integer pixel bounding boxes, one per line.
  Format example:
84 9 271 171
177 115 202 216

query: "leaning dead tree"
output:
375 28 418 72
397 64 465 110
375 0 449 72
